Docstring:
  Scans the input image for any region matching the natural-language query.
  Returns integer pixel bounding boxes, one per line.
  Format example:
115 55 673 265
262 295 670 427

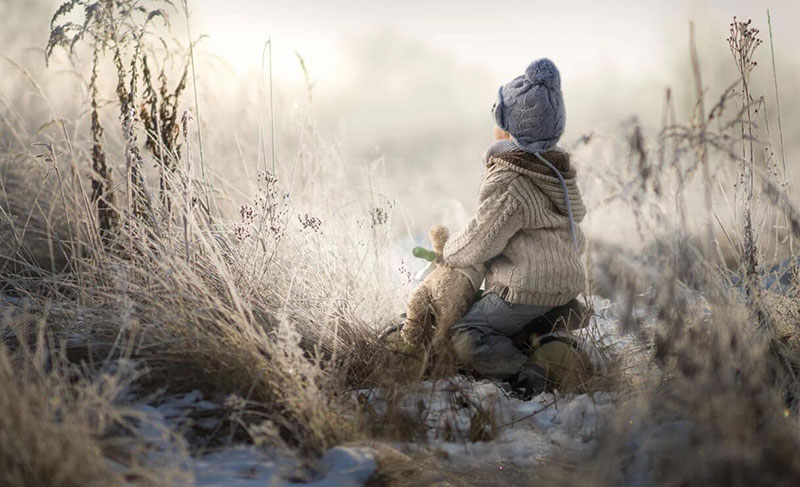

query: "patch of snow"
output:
193 445 376 487
314 447 377 486
131 391 377 487
133 390 224 440
193 447 284 486
363 377 616 466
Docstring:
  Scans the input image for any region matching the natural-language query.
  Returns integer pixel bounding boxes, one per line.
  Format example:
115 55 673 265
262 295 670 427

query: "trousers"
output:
450 292 551 379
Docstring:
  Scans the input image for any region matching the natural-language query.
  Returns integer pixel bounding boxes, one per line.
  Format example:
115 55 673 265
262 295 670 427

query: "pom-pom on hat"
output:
492 58 566 152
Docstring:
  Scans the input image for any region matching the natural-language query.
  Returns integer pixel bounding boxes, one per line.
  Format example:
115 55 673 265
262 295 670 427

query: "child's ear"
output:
493 125 511 141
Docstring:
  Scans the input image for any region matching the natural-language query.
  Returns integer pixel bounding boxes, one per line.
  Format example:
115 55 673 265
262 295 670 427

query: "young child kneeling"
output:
444 58 587 395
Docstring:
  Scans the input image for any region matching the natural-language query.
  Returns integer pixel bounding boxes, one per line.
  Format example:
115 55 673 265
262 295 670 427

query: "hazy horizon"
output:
2 0 799 247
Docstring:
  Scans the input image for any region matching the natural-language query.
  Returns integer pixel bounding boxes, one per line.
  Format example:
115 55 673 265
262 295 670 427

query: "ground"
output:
105 297 625 486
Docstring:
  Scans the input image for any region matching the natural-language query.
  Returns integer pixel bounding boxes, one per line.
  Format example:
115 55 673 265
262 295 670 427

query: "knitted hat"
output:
492 58 565 152
492 59 578 252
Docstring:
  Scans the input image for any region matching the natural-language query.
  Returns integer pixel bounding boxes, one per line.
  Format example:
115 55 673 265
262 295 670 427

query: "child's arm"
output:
443 183 525 268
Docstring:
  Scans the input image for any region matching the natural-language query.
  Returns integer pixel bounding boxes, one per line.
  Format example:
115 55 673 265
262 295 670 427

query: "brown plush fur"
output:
401 225 475 359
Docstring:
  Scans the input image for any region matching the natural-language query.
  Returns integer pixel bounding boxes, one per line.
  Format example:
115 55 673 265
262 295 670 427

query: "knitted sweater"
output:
443 146 586 307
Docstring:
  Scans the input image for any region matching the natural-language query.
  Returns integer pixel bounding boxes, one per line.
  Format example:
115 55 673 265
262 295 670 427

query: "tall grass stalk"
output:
767 9 787 176
689 22 716 262
766 9 793 257
182 0 211 214
269 36 276 176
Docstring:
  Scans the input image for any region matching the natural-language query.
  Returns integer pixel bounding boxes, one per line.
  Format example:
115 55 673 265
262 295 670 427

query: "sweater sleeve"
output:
443 186 525 268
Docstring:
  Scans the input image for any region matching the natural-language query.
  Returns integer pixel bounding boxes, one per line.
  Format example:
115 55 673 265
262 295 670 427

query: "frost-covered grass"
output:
2 3 800 486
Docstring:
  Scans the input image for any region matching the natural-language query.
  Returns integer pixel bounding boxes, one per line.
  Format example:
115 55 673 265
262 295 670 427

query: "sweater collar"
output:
483 140 573 178
482 139 520 165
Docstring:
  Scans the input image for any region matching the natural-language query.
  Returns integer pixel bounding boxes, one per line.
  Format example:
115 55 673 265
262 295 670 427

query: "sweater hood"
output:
489 150 586 222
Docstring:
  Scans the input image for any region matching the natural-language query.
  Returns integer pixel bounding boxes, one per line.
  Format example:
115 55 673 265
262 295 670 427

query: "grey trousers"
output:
450 292 552 379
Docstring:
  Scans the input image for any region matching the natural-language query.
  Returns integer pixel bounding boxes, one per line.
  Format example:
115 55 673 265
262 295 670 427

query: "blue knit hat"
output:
492 58 565 152
492 59 578 252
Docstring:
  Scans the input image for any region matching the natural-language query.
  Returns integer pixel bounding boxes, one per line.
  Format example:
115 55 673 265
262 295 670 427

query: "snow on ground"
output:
117 297 628 484
2 292 633 484
364 378 616 466
137 383 613 485
132 390 377 486
193 446 376 487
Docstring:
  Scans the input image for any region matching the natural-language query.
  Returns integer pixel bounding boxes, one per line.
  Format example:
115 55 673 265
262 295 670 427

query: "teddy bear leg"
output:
428 283 474 375
401 286 435 345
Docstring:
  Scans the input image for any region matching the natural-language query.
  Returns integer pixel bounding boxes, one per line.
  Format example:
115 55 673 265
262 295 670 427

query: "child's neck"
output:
482 139 520 165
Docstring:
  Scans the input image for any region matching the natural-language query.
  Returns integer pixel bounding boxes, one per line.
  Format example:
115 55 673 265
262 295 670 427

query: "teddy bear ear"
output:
429 224 450 255
525 58 561 91
429 224 450 242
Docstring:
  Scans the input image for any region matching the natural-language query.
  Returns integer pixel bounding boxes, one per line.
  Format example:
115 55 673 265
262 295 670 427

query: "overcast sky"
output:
2 0 799 240
191 0 799 87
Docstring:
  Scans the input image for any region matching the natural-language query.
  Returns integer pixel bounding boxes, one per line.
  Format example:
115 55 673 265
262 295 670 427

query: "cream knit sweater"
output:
443 147 586 307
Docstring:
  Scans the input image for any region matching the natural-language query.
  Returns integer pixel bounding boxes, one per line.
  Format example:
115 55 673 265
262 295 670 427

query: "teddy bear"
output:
400 225 484 352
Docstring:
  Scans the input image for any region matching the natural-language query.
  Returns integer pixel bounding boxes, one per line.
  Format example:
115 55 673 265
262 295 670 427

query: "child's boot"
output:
514 363 550 399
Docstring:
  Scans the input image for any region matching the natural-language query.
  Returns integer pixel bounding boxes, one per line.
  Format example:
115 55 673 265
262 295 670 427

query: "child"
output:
444 58 586 394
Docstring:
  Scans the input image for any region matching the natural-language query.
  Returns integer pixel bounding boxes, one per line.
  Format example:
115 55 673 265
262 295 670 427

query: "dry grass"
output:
0 318 190 487
538 17 800 486
1 4 800 487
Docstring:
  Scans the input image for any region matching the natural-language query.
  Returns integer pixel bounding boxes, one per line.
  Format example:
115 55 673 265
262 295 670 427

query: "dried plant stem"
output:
766 10 787 176
182 0 211 215
181 112 194 263
269 36 276 176
740 54 756 285
689 22 716 263
728 18 763 322
766 9 792 257
89 46 115 241
260 39 269 174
